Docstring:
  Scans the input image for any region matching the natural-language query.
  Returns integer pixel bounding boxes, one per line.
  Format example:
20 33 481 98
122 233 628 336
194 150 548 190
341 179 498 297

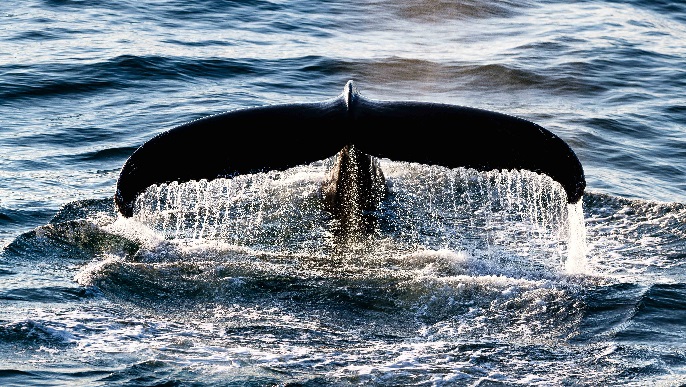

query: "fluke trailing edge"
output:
115 81 586 228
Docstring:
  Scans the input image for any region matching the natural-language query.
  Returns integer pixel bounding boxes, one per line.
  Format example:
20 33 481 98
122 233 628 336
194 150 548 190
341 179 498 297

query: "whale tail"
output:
115 80 585 237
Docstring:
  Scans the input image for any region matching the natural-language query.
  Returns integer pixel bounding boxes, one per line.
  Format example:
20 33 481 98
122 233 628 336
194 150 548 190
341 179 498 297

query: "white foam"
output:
565 200 589 274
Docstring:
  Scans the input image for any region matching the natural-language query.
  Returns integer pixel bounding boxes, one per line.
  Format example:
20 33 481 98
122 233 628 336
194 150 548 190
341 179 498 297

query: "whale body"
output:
115 80 585 232
321 143 388 237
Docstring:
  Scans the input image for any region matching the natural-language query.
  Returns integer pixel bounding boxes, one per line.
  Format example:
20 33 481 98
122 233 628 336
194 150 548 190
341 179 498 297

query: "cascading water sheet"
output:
129 159 589 275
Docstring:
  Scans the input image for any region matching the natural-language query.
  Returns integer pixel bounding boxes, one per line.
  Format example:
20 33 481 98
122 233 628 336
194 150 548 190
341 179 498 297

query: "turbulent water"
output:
1 0 686 386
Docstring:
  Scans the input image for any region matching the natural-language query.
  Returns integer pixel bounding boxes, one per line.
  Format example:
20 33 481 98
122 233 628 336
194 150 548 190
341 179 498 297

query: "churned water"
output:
1 0 685 386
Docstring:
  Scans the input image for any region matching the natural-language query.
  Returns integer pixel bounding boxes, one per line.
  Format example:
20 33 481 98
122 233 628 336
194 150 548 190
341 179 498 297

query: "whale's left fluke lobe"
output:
114 96 350 218
115 80 585 223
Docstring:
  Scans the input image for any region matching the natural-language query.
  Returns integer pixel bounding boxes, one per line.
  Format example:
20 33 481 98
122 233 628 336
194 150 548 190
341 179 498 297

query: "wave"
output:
380 0 534 22
1 286 92 303
603 0 686 23
75 146 138 163
626 283 686 344
0 55 254 101
0 319 74 349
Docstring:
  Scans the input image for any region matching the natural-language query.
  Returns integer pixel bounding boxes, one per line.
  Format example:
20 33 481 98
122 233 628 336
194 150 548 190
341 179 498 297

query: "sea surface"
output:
1 0 686 386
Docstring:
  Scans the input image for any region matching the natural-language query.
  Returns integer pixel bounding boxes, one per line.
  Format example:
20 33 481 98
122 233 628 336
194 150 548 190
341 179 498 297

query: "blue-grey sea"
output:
1 0 685 386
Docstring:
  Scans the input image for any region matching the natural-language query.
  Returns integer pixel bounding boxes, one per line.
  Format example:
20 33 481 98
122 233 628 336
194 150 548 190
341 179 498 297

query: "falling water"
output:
131 159 588 273
132 161 331 252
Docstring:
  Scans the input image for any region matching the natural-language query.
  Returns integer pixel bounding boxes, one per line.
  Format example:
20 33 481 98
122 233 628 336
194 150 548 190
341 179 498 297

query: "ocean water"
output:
1 0 685 386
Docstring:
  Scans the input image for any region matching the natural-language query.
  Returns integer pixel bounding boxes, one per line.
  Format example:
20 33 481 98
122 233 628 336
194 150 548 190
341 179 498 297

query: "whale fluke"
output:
115 80 585 228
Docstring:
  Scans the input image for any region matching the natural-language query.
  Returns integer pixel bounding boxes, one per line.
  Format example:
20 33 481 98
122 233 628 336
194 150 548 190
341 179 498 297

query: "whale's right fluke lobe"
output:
115 80 585 220
347 94 586 205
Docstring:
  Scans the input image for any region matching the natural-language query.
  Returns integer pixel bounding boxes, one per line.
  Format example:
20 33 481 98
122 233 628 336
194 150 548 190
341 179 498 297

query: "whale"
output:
115 80 585 234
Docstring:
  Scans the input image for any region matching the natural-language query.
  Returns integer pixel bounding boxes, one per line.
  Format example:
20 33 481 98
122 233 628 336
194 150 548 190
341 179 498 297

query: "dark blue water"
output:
1 0 685 385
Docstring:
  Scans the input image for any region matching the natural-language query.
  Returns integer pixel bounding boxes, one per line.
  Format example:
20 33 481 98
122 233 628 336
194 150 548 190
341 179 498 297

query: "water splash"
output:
130 159 588 272
132 161 331 254
378 161 589 273
565 200 589 274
